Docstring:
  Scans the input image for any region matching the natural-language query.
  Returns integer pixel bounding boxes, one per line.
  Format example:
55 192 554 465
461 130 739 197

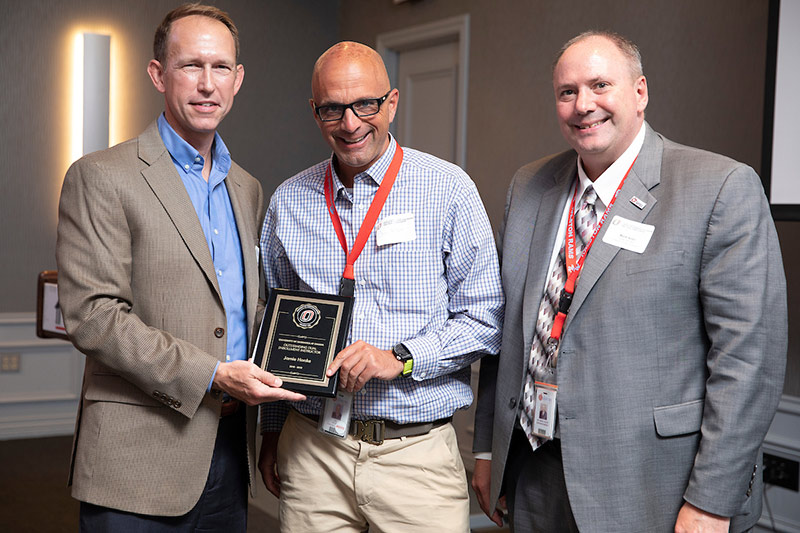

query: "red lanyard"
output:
548 158 637 343
324 145 404 283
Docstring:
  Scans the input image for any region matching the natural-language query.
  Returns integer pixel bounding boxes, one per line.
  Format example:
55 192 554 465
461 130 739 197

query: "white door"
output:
395 40 459 163
378 14 469 169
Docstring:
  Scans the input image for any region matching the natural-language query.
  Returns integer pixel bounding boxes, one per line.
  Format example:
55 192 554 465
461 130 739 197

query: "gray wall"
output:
0 0 338 314
338 0 799 397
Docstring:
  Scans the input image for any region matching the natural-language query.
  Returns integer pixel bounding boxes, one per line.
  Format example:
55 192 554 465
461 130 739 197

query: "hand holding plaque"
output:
252 289 353 397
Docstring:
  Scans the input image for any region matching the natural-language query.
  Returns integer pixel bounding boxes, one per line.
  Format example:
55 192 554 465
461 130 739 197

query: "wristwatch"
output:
392 343 414 377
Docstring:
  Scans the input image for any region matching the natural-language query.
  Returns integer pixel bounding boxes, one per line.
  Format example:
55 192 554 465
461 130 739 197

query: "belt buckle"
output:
354 419 385 445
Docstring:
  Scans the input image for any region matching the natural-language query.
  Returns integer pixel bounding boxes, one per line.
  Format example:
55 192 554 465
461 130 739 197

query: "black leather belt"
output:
298 411 451 445
220 399 241 418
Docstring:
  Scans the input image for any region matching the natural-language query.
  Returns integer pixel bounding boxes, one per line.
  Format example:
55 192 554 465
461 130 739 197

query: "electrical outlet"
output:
1 353 21 373
763 452 800 491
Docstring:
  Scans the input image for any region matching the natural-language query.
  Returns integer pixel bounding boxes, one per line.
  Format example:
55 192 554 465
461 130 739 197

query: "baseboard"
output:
0 412 77 440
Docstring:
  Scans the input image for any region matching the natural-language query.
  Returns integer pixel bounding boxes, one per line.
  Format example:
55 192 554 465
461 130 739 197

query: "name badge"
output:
319 390 353 439
376 213 416 247
601 215 654 254
532 382 558 440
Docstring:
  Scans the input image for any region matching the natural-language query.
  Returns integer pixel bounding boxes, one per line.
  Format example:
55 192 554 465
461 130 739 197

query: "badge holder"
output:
319 390 353 439
531 382 558 440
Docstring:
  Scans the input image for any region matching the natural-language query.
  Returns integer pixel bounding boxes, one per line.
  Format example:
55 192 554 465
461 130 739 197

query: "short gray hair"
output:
554 30 643 78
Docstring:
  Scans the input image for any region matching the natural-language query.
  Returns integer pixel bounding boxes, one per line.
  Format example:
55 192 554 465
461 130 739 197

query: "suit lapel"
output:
521 162 576 357
137 122 222 302
226 168 258 343
563 123 663 331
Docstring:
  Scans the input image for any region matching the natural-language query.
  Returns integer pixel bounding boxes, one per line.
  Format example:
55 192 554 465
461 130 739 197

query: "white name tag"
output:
601 215 654 254
532 383 558 440
376 213 416 247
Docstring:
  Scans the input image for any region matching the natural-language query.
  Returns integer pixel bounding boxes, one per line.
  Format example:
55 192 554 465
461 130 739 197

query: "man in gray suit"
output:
56 4 303 531
472 31 787 532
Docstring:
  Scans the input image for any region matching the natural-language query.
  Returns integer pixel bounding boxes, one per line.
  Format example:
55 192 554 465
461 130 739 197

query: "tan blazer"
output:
56 121 265 516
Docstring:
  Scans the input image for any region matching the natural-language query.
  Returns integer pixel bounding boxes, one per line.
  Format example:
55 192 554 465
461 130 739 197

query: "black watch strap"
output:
392 343 413 377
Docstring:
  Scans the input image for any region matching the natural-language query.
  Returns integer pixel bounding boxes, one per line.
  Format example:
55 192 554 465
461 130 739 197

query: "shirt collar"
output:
157 113 232 183
329 134 398 195
576 122 646 207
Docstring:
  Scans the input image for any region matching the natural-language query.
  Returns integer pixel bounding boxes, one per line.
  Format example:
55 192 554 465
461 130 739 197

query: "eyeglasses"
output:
314 91 392 122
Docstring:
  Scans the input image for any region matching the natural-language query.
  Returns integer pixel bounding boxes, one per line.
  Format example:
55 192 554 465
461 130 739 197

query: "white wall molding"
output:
0 313 83 440
0 411 78 440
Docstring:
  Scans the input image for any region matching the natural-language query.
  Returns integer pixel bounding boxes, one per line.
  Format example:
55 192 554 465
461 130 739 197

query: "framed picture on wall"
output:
36 270 69 340
762 0 800 220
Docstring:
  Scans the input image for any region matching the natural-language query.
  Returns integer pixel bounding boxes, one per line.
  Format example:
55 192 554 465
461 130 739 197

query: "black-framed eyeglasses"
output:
314 91 392 122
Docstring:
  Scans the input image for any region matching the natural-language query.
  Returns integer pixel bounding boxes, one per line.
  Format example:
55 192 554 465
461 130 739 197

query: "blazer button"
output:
509 397 517 409
174 400 182 408
214 327 225 338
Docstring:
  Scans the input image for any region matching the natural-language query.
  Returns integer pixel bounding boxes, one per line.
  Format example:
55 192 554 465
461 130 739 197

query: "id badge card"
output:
319 390 353 439
532 382 558 440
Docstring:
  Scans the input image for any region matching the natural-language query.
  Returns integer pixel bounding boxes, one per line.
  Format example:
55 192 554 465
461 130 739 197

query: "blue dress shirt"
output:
157 115 247 384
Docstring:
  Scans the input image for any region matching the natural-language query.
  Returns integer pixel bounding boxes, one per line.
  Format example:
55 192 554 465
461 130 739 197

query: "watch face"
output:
393 343 411 360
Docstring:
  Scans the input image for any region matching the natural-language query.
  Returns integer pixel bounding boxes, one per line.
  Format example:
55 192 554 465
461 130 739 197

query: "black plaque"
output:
252 289 352 397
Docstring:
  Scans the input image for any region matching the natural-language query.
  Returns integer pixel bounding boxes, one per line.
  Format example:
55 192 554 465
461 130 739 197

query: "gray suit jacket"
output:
474 123 787 532
56 121 265 516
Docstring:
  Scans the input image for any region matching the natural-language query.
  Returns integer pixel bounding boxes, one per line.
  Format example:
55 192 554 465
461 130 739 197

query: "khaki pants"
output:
277 409 469 533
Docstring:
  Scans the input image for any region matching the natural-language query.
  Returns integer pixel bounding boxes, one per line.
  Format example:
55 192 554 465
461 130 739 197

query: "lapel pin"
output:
629 196 646 210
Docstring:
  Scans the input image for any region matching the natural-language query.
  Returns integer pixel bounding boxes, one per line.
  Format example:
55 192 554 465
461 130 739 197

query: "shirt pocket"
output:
378 241 442 327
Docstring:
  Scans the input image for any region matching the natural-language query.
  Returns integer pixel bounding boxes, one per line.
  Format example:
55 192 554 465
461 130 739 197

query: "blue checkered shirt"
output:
260 137 504 430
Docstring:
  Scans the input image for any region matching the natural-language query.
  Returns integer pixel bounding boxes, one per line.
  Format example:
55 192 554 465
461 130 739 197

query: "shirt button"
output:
508 397 517 409
217 269 223 276
184 164 190 170
195 156 201 162
226 354 231 361
214 327 225 338
214 228 219 235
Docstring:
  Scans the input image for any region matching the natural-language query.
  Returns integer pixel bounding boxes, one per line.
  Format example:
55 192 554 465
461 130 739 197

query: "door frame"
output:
376 14 470 169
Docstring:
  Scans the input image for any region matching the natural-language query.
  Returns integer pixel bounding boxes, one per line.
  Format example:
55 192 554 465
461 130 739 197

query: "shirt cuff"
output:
474 452 492 461
401 336 438 380
207 361 220 393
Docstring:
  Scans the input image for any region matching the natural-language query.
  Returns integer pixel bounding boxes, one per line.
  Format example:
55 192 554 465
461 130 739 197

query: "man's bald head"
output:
311 41 391 100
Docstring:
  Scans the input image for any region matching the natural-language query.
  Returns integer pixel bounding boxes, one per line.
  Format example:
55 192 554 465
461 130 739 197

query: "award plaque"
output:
252 289 353 397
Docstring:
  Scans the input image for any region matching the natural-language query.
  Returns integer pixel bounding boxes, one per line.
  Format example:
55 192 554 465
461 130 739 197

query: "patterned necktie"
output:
520 185 598 450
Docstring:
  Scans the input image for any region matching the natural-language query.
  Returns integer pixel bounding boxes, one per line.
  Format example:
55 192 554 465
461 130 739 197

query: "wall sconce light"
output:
72 32 110 161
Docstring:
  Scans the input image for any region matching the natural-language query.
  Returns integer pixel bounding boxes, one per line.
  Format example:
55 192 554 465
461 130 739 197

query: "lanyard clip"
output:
339 277 355 298
557 288 573 314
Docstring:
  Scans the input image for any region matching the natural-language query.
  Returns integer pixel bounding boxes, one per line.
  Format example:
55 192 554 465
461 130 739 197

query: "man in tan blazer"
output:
56 4 303 531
